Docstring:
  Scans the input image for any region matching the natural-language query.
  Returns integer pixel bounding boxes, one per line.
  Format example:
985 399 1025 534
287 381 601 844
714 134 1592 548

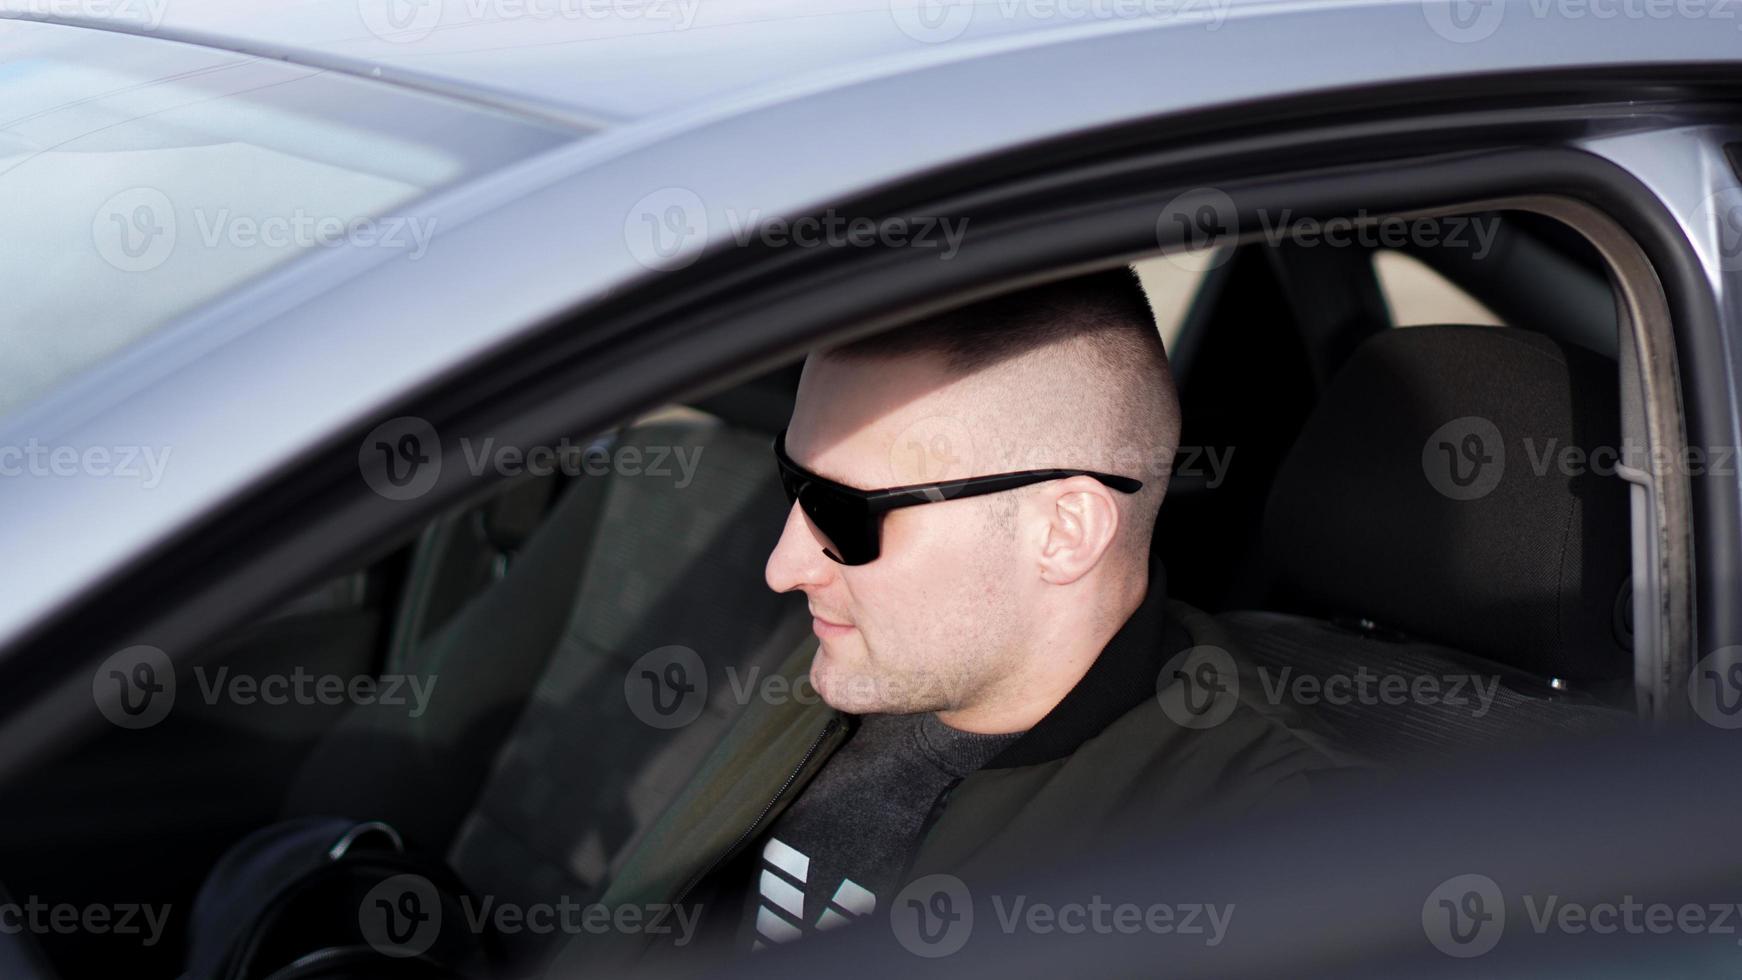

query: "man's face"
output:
764 352 1025 716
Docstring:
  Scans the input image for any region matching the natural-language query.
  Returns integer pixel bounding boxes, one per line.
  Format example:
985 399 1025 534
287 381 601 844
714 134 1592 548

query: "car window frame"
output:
0 116 1720 789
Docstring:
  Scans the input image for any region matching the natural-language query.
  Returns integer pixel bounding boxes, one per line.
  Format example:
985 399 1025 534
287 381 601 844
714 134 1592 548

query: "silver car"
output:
1 1 1739 976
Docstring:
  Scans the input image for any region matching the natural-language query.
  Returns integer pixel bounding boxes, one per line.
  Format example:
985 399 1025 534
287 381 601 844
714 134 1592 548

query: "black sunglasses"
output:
773 429 1143 566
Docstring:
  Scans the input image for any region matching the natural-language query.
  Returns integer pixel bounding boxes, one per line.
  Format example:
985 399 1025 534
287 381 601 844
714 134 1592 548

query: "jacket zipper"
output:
671 715 840 908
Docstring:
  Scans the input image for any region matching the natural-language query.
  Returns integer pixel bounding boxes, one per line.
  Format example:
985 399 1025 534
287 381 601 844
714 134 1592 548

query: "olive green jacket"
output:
548 579 1337 975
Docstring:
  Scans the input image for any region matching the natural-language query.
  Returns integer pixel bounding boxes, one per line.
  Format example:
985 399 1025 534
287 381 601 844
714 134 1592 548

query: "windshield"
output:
0 19 571 419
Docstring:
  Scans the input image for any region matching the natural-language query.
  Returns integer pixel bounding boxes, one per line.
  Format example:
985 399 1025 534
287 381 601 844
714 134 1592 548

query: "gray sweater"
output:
739 711 1024 949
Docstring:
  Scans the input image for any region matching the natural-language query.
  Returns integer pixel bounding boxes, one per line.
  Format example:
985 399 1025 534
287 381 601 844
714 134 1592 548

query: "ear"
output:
1033 475 1122 585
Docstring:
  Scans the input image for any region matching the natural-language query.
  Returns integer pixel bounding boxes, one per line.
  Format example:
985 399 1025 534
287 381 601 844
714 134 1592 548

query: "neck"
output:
936 568 1148 735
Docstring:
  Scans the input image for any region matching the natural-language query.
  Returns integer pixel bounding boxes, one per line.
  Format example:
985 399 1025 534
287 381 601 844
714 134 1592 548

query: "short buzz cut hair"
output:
826 267 1166 376
822 266 1180 564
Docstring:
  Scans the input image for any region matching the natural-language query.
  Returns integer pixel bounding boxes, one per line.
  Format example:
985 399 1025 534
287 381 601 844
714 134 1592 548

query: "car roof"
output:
2 0 1277 125
10 0 1742 131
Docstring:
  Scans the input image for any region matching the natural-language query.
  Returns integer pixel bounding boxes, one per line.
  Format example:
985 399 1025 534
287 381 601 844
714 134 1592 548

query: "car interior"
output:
0 208 1651 977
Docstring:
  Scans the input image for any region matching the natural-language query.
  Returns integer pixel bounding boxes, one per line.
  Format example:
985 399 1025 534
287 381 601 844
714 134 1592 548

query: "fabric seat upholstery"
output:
1221 325 1637 765
285 411 811 965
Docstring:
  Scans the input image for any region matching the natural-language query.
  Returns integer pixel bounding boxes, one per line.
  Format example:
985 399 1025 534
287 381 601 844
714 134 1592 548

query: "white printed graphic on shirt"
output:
752 836 877 950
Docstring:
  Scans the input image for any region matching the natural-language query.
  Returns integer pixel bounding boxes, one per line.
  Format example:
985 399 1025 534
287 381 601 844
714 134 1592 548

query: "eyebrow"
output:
781 433 877 492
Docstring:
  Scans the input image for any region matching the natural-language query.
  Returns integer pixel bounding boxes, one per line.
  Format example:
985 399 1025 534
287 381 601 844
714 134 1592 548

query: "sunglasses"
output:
773 429 1143 565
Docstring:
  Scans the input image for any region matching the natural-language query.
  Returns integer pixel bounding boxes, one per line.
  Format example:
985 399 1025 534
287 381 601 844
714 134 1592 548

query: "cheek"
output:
878 505 975 575
858 505 992 614
894 500 1017 572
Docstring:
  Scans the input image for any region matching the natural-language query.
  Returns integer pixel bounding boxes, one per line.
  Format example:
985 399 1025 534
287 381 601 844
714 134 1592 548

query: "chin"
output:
809 656 882 715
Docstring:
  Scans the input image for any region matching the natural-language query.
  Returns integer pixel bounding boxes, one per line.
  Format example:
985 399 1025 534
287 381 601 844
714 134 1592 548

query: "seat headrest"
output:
1258 325 1631 684
691 363 802 435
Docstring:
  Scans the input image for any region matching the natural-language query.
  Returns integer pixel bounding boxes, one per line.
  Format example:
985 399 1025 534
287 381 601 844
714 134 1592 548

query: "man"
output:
554 267 1333 971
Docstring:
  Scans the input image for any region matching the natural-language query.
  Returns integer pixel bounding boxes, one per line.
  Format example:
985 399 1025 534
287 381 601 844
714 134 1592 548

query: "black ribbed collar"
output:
983 555 1187 769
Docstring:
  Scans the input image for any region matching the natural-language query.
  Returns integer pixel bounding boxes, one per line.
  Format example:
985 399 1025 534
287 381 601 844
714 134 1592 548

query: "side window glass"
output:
1372 250 1504 327
1134 251 1218 348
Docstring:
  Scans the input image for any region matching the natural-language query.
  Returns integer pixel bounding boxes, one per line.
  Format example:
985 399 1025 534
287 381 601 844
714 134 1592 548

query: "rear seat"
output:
1220 324 1637 767
284 397 811 967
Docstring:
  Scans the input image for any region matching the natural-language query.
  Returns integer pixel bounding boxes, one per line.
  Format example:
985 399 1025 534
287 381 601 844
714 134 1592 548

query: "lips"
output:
810 610 856 639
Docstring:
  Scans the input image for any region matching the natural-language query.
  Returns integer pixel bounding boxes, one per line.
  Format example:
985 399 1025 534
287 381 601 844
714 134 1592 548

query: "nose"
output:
766 501 835 594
